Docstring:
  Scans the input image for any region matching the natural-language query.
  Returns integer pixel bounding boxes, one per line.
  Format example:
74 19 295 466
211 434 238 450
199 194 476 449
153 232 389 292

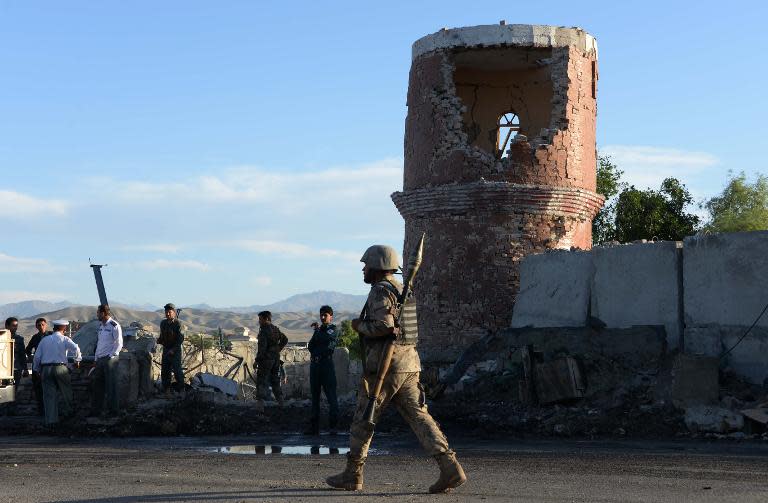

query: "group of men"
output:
4 241 467 493
5 302 188 426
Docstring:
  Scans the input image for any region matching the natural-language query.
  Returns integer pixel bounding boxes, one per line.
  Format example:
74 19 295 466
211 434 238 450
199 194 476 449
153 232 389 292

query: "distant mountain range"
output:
0 290 367 323
189 290 367 314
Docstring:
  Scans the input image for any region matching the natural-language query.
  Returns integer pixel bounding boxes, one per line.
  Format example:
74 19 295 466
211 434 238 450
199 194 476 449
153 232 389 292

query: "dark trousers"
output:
256 358 282 400
161 348 184 391
42 365 73 425
32 371 44 415
91 356 120 414
310 359 338 427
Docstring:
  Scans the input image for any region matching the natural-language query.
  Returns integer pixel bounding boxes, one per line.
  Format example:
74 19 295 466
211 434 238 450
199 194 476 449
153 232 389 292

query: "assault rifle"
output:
362 233 425 430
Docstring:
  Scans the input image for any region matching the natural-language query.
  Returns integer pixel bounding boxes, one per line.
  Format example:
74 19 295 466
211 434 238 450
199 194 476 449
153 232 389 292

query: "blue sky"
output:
0 0 765 307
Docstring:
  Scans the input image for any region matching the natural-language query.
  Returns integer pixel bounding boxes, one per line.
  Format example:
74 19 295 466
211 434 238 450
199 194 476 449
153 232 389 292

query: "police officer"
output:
158 303 185 395
326 245 466 493
32 320 82 425
255 311 288 404
91 304 123 416
306 305 339 435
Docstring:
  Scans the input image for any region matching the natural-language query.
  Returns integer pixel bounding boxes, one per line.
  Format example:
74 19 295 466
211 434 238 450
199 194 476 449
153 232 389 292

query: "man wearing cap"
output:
32 320 82 425
25 318 51 415
255 311 288 404
306 305 339 435
326 244 466 494
158 303 185 395
91 304 123 416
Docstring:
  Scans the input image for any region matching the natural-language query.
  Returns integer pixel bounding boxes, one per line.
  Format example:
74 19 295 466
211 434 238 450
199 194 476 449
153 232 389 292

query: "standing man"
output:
158 303 185 395
255 311 287 404
91 304 123 417
306 305 339 435
25 318 50 415
326 245 466 494
5 317 27 385
32 320 81 426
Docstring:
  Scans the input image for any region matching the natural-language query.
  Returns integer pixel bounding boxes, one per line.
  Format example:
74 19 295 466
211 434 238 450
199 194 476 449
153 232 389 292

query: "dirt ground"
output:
1 434 768 503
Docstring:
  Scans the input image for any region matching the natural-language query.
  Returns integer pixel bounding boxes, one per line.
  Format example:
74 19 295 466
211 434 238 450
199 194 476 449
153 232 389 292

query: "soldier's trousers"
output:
41 365 73 425
161 349 184 392
91 355 120 414
349 371 449 460
310 360 338 427
256 358 282 400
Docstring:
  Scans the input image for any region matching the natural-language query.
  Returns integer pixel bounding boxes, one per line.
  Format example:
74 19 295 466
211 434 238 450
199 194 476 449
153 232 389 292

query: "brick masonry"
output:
392 24 603 363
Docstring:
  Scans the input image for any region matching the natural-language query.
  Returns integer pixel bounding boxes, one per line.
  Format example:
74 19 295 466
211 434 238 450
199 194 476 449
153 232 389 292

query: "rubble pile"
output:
428 326 768 440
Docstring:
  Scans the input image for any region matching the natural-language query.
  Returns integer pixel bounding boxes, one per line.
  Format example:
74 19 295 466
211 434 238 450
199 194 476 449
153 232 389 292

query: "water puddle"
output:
210 445 350 455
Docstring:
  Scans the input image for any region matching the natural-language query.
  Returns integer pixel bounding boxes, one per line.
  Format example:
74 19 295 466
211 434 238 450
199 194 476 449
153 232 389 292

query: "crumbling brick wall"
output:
392 25 603 364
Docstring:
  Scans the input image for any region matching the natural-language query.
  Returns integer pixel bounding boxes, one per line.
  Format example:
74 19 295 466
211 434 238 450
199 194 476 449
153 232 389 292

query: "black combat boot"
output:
326 453 365 491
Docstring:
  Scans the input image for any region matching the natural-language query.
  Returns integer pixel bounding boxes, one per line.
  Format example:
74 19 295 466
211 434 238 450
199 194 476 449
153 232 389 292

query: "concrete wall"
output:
511 250 592 328
513 241 682 348
512 231 768 384
683 232 768 384
590 242 681 348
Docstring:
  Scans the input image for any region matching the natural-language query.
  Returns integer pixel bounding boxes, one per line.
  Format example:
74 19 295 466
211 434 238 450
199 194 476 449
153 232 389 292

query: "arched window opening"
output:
496 112 520 159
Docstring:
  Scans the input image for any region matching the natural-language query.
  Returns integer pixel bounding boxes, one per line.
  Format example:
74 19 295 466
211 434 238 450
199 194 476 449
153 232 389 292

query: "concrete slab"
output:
670 354 719 407
511 250 593 328
590 242 682 348
684 231 768 328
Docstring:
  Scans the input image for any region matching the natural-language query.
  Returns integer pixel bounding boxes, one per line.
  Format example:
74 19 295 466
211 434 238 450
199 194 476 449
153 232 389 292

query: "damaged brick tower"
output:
392 24 604 365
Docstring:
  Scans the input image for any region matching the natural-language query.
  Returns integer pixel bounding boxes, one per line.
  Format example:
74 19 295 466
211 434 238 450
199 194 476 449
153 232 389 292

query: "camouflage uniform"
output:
255 324 288 401
328 243 465 493
347 274 449 458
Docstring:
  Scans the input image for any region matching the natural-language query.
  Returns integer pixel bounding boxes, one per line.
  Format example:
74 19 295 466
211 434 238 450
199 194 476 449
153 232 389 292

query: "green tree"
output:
613 178 700 242
701 171 768 233
336 319 363 361
593 155 626 245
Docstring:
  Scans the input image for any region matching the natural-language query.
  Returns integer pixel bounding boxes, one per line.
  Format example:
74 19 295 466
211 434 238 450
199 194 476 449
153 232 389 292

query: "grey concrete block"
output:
684 231 768 328
670 354 719 407
591 242 682 348
511 250 593 328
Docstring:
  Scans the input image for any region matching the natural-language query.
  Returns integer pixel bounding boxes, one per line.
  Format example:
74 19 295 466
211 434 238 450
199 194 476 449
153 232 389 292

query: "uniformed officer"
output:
255 311 288 404
158 303 185 395
326 244 466 493
32 320 82 425
25 318 50 415
91 304 123 416
305 305 339 435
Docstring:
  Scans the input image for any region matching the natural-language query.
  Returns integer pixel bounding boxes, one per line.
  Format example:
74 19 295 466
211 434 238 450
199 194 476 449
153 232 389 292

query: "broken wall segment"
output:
512 241 682 348
393 24 602 364
683 232 768 385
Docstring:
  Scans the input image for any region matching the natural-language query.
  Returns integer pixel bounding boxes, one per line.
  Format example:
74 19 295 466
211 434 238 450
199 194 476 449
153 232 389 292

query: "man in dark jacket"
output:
158 303 185 395
255 311 288 404
306 305 339 435
25 318 50 415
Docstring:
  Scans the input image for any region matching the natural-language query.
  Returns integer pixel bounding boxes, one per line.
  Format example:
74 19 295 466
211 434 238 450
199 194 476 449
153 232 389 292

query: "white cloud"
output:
133 259 210 272
601 145 719 190
231 239 359 262
0 290 69 303
0 190 69 218
251 276 272 286
121 243 181 253
0 253 59 273
93 158 403 211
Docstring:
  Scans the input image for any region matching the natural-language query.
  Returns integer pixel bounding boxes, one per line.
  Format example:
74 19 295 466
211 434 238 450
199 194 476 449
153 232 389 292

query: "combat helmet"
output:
360 245 400 271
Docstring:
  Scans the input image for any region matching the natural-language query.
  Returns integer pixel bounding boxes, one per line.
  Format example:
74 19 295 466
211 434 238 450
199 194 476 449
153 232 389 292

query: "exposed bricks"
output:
393 25 602 363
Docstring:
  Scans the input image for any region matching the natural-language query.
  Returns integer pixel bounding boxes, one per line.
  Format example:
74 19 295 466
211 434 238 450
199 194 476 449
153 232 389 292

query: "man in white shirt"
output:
90 304 123 416
32 320 82 426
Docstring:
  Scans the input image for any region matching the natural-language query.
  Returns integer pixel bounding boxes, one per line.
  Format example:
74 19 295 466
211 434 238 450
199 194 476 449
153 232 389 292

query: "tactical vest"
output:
379 281 419 346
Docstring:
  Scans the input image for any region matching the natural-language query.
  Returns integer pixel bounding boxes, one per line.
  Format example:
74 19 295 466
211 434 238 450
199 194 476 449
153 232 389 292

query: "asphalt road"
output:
1 435 768 502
